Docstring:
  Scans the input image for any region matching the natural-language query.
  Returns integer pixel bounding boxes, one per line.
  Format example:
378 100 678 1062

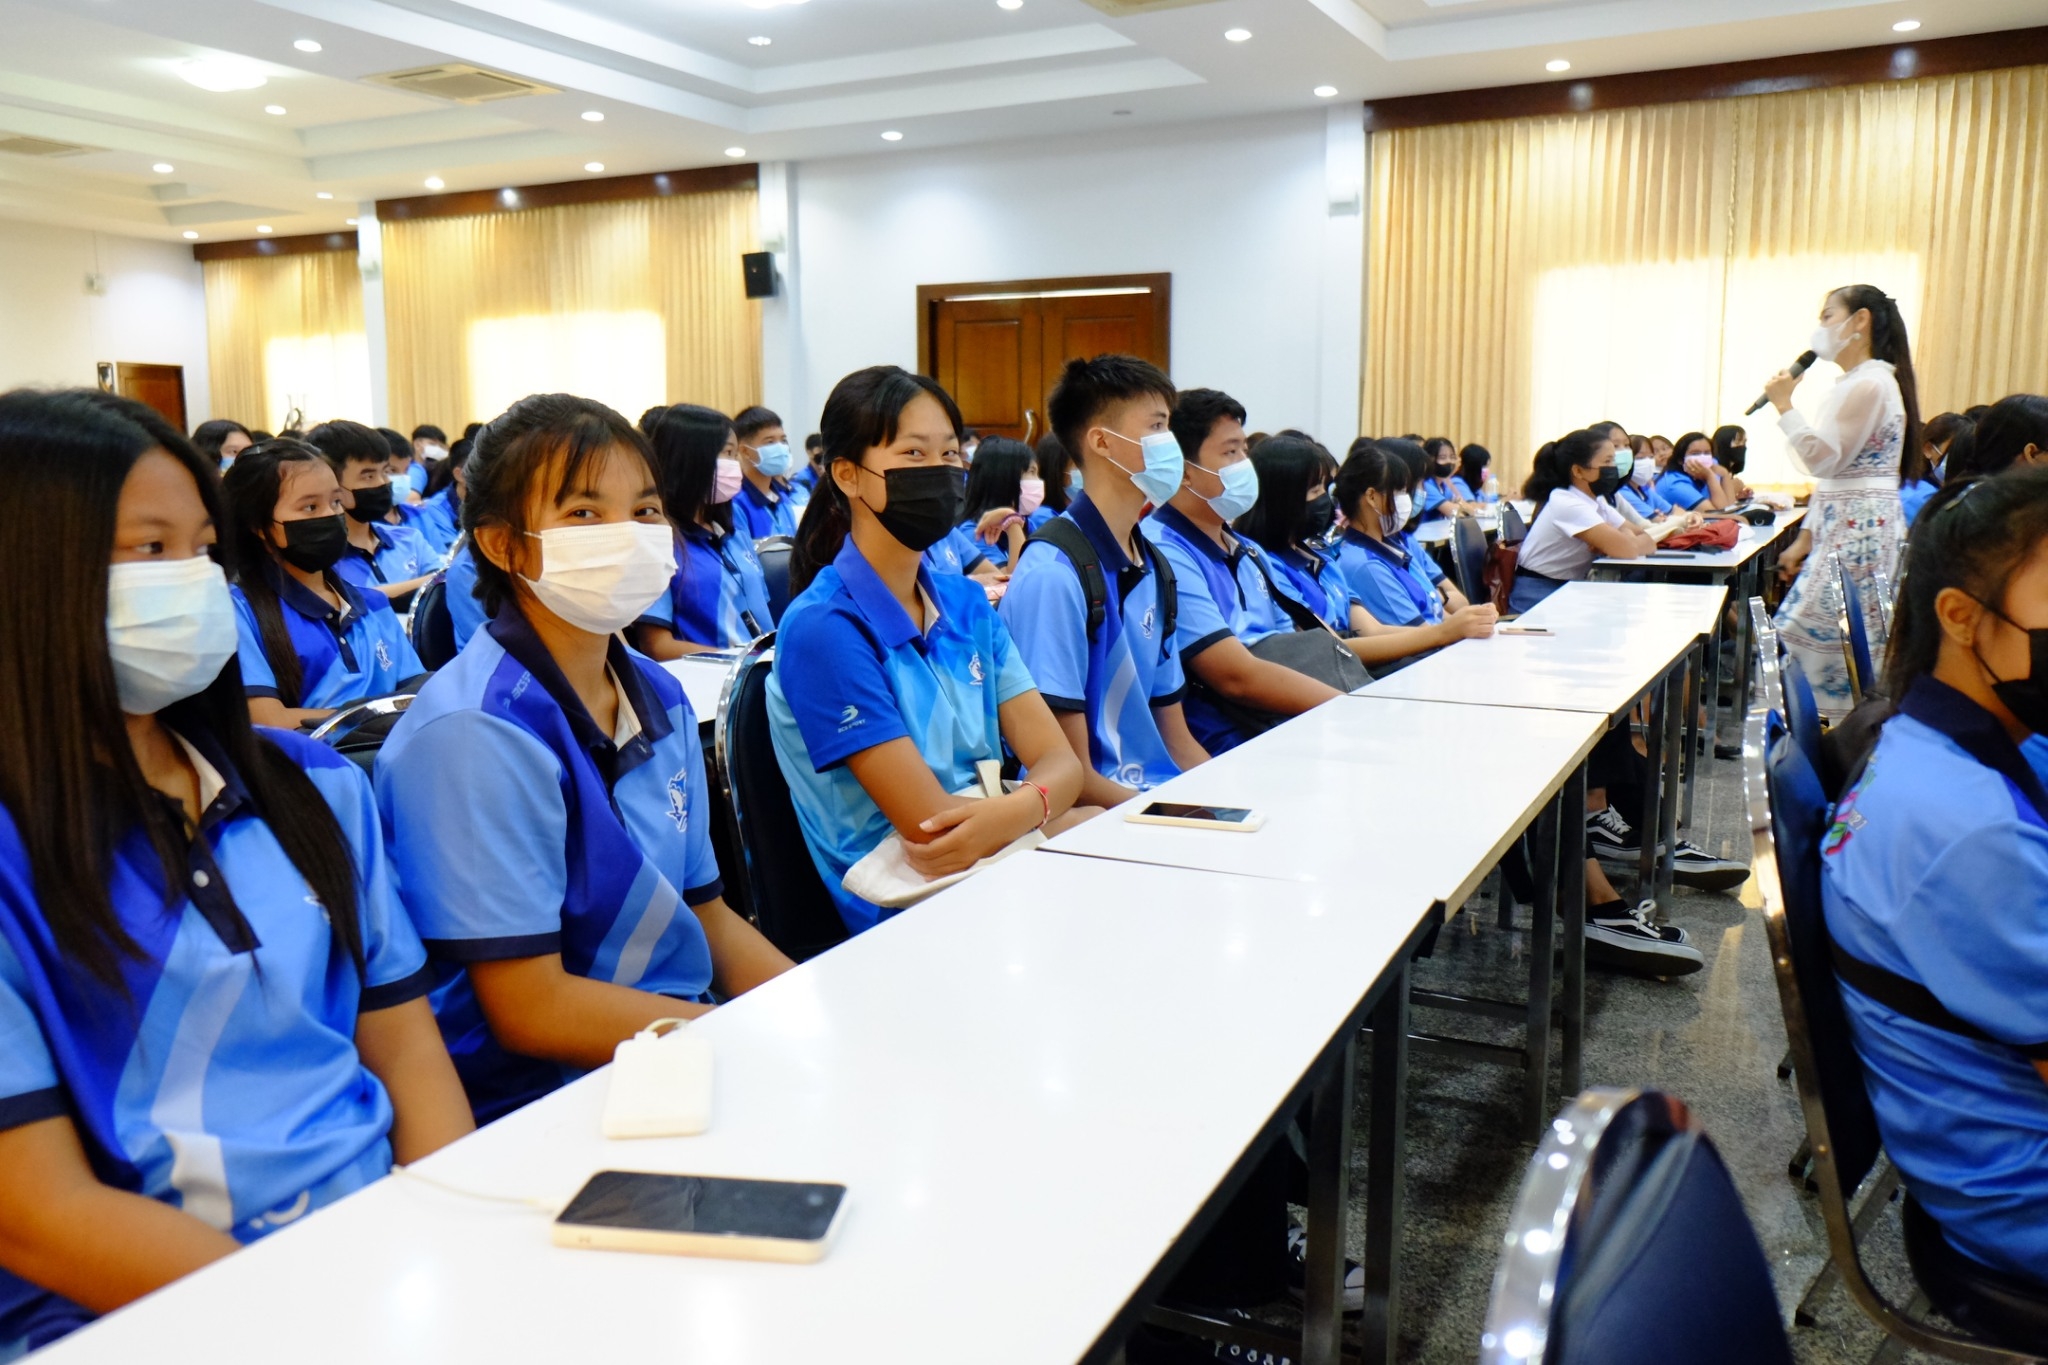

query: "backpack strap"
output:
1026 519 1106 643
1136 535 1178 649
1240 539 1336 637
1830 940 2048 1060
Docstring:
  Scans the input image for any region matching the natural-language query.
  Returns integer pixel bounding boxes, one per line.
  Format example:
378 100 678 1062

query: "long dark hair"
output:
423 437 469 498
1830 283 1922 472
1948 394 2048 480
647 403 736 536
1883 469 2048 701
1336 439 1405 525
962 437 1033 522
1523 428 1607 514
1035 433 1072 514
222 439 333 708
192 418 251 462
0 389 362 988
1457 443 1491 490
1712 424 1747 475
1237 435 1329 555
790 366 964 596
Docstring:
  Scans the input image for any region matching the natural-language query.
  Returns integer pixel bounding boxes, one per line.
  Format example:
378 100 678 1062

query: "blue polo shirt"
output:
1656 469 1711 511
408 488 462 555
734 479 798 541
376 610 722 1122
924 525 988 578
1417 476 1460 519
1270 545 1359 631
768 540 1037 934
639 522 774 649
336 521 441 595
443 543 487 650
405 462 429 495
1001 494 1186 791
0 725 429 1352
1336 529 1442 627
232 565 423 709
791 464 821 496
1901 477 1938 524
1450 475 1498 504
1396 529 1448 589
1822 680 2048 1283
1619 476 1676 518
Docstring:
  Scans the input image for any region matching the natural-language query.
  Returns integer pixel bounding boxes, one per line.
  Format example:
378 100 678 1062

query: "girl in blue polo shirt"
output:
769 366 1089 935
1452 443 1499 504
0 390 470 1355
1334 440 1450 627
407 441 467 554
1822 470 2048 1298
958 437 1046 570
1416 437 1478 519
630 403 775 657
306 419 442 607
1378 437 1477 613
222 441 423 730
377 394 794 1122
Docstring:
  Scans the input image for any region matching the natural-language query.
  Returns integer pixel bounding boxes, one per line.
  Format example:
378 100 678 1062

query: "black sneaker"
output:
1284 1222 1363 1314
1670 840 1750 893
1585 900 1704 977
1586 805 1649 861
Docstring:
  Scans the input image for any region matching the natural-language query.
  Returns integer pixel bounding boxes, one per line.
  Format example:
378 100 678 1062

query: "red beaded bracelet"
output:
1024 780 1052 830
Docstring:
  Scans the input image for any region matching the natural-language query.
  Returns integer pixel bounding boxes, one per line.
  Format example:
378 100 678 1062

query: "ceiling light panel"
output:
179 58 267 92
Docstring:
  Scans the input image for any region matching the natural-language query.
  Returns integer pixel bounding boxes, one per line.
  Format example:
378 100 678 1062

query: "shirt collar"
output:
833 536 942 652
1344 527 1407 566
162 721 250 829
739 479 780 509
1150 502 1233 567
268 560 363 627
486 605 674 761
1068 492 1141 573
1899 676 2048 818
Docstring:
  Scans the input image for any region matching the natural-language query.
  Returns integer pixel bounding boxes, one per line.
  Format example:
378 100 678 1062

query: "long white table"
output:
662 650 744 725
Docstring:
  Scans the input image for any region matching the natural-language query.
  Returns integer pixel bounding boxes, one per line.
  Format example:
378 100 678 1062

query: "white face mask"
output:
521 522 677 635
105 556 238 715
1381 491 1413 537
1809 318 1850 363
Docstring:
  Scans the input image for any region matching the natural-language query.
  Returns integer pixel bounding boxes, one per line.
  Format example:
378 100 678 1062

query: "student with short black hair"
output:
958 436 1045 570
1947 394 2048 480
0 390 470 1353
192 418 253 471
1712 424 1752 488
1376 437 1474 613
1417 436 1480 519
377 394 793 1122
1453 442 1498 503
402 425 445 498
731 405 798 539
629 403 774 656
792 431 826 498
304 419 441 606
1654 431 1741 512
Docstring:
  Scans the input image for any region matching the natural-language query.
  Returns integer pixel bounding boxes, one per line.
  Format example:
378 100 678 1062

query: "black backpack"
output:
1023 518 1178 655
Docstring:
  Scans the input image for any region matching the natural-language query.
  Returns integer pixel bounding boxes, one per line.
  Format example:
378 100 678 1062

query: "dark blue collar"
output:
486 605 674 767
164 718 252 831
1068 493 1141 573
738 479 781 510
1899 676 2048 819
1149 502 1235 568
267 560 366 626
1344 527 1408 567
1277 543 1324 575
833 537 938 652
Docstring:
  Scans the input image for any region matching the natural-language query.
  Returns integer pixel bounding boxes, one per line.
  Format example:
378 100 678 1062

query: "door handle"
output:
1022 408 1036 443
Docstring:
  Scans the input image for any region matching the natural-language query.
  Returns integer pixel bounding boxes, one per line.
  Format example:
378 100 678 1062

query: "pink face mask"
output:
1017 477 1045 515
1684 453 1715 478
711 457 744 504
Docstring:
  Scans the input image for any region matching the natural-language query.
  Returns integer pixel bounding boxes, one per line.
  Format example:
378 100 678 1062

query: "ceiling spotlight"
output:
424 175 444 189
1313 85 1338 98
179 58 268 92
182 230 199 239
880 129 903 141
152 161 174 174
585 161 605 172
264 104 287 115
998 0 1023 9
1224 27 1251 42
581 109 605 121
294 38 322 52
1546 58 1571 72
748 35 772 45
256 224 273 233
345 217 359 225
1893 18 1921 31
724 146 747 158
315 190 333 199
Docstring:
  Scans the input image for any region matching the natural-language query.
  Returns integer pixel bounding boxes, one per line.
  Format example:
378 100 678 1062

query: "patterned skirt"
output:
1774 489 1903 716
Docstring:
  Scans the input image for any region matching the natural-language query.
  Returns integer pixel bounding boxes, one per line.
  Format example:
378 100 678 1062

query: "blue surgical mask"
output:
1101 428 1184 505
751 441 792 477
1197 457 1260 521
1066 468 1084 496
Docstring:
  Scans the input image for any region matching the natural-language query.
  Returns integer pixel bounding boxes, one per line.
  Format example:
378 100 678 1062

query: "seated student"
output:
1379 438 1477 614
1656 431 1741 512
1712 423 1753 493
630 403 774 657
192 418 253 472
305 420 441 607
791 432 825 498
441 541 486 650
397 426 443 501
1452 442 1499 503
1510 428 1657 612
768 368 1090 934
1149 406 1495 753
1946 393 2048 480
376 393 794 1123
406 439 468 555
1001 355 1210 806
0 390 470 1355
1822 468 2048 1294
222 440 423 730
1618 436 1680 519
958 436 1044 570
731 405 799 540
1417 437 1480 519
1334 440 1458 627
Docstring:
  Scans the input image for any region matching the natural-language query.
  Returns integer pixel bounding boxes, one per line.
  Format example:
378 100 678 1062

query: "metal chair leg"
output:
1865 1293 1931 1365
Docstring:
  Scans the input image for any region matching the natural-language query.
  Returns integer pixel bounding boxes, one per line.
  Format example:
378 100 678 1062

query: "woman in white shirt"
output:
1761 284 1918 715
1510 428 1655 612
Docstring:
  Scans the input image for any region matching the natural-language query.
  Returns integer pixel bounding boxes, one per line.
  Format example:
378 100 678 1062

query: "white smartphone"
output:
552 1171 848 1264
1124 801 1266 832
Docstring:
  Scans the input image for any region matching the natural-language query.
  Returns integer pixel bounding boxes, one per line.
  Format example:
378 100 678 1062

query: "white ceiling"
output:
3 0 2043 241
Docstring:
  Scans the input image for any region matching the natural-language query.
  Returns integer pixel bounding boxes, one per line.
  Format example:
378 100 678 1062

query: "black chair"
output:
1747 695 2048 1361
1452 515 1490 606
410 572 457 670
1482 1088 1792 1365
714 635 849 962
309 694 415 774
756 535 795 621
1499 501 1529 545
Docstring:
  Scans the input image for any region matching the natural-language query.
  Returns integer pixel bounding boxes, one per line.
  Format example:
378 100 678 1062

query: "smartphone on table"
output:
553 1171 848 1263
1123 802 1265 832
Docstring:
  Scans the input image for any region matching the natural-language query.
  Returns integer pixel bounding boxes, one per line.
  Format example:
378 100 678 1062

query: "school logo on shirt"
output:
375 640 394 671
838 704 865 733
1116 761 1148 788
666 766 690 833
247 1189 312 1232
968 652 985 685
1140 606 1156 640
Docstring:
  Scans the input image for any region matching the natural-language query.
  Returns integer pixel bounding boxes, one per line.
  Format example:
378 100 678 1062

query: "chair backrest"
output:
1748 597 1782 726
1452 515 1490 605
410 573 457 670
755 535 795 621
1869 566 1897 638
1781 654 1824 775
713 637 850 962
1832 553 1875 705
1483 1088 1791 1365
309 694 415 774
1499 500 1529 545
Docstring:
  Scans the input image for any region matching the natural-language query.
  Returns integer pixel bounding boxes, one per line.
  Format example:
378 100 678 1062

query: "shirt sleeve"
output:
376 709 572 961
1889 821 2048 1046
231 589 279 697
1780 369 1887 480
0 934 62 1132
1658 473 1706 510
295 750 430 1008
1545 492 1604 541
1147 535 1234 660
671 703 724 905
999 544 1093 711
775 599 911 771
985 608 1037 705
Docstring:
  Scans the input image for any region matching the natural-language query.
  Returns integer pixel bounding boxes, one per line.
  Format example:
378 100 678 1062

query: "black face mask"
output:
1301 492 1337 542
1724 448 1748 476
347 482 394 524
1981 606 2048 734
277 513 350 573
1590 468 1622 500
863 466 965 553
1433 462 1455 478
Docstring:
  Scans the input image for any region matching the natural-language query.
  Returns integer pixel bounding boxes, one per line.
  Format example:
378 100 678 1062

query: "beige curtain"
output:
382 187 761 433
1365 65 2048 488
203 250 369 431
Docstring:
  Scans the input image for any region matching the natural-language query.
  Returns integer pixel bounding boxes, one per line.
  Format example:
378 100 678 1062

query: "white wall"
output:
777 110 1360 446
0 218 210 425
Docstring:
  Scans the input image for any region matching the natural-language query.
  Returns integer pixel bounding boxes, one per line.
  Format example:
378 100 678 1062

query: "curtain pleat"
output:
202 251 368 432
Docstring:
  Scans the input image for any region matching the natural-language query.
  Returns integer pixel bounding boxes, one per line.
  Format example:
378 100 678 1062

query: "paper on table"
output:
841 760 1044 909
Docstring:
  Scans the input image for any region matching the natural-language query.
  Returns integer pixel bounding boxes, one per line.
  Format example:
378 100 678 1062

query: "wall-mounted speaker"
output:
742 251 778 299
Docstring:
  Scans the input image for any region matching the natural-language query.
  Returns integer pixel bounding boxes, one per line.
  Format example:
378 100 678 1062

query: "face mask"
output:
219 456 235 473
1197 458 1260 522
711 457 744 504
1381 491 1414 537
1302 492 1337 542
1631 458 1654 486
422 443 448 461
277 513 349 574
861 465 965 553
1017 478 1046 516
1684 454 1715 479
1066 468 1084 496
750 441 792 478
962 442 979 465
1809 319 1850 363
1614 449 1635 481
1100 429 1184 505
1433 462 1455 479
1723 448 1748 477
1979 606 2048 734
522 521 677 635
1591 467 1622 500
347 482 394 524
105 556 238 716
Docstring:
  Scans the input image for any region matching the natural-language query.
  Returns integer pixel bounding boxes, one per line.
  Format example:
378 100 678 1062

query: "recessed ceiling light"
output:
1224 27 1251 42
315 190 333 199
264 104 287 115
749 35 772 45
724 146 747 158
1313 85 1338 98
345 217 358 225
581 109 605 121
424 175 444 190
1893 18 1921 31
182 230 199 239
1546 58 1572 72
998 0 1023 9
880 130 903 141
179 58 267 92
152 162 174 174
294 38 322 52
256 224 273 233
585 161 605 172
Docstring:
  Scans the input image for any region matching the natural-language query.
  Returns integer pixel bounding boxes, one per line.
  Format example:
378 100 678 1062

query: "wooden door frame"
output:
113 362 187 431
917 272 1171 379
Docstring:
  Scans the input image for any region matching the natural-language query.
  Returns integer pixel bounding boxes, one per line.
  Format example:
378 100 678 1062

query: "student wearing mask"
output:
1417 436 1481 519
630 404 774 656
1453 443 1499 504
222 440 423 730
1712 424 1752 493
192 418 253 472
304 420 441 607
959 437 1045 571
1334 441 1455 626
407 439 468 555
1946 394 2048 481
0 390 471 1354
770 368 1090 934
1037 433 1077 517
1822 469 2048 1302
1512 429 1657 612
1655 431 1741 512
376 394 794 1123
400 425 445 500
1618 437 1679 520
1378 438 1476 614
731 405 799 540
792 432 825 498
1001 355 1209 805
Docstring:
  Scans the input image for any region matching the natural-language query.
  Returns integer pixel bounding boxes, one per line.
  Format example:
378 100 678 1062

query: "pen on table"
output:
1497 625 1554 636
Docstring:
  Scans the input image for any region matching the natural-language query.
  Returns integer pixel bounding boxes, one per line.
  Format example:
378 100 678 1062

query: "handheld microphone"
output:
1746 350 1818 416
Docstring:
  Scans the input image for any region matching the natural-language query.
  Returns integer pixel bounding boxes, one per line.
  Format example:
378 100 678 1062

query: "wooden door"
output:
115 362 188 432
919 274 1169 442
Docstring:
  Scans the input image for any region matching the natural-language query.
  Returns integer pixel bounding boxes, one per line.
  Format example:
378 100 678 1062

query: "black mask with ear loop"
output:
859 465 964 553
1590 467 1622 500
1978 603 2048 734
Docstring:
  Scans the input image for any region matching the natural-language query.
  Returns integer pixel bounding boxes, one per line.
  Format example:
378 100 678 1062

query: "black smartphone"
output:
1125 801 1264 831
552 1171 848 1263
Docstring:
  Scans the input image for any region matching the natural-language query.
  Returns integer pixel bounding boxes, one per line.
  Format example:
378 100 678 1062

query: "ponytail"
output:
1831 284 1922 472
1522 429 1604 517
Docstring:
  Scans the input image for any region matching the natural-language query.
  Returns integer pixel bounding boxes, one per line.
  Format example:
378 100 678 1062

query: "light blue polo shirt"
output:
639 522 775 649
336 521 441 596
768 539 1037 934
1417 476 1460 520
407 488 461 555
924 525 987 578
1656 469 1711 511
734 480 798 541
1901 478 1938 524
1270 544 1360 631
1822 679 2048 1283
0 725 428 1352
376 609 722 1122
1336 529 1442 627
1396 528 1449 589
1450 475 1498 504
443 542 487 649
1001 494 1186 791
405 461 429 495
232 564 423 709
1619 475 1676 518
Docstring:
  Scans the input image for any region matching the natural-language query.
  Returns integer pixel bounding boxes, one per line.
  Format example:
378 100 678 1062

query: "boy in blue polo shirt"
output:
307 419 442 604
732 406 800 540
1001 356 1209 803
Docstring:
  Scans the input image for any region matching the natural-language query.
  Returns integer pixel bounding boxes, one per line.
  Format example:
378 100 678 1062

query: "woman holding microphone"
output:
1762 284 1919 715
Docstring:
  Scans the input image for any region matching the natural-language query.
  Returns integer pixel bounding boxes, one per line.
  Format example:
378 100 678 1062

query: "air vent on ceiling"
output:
0 135 96 158
362 63 558 104
1077 0 1221 13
